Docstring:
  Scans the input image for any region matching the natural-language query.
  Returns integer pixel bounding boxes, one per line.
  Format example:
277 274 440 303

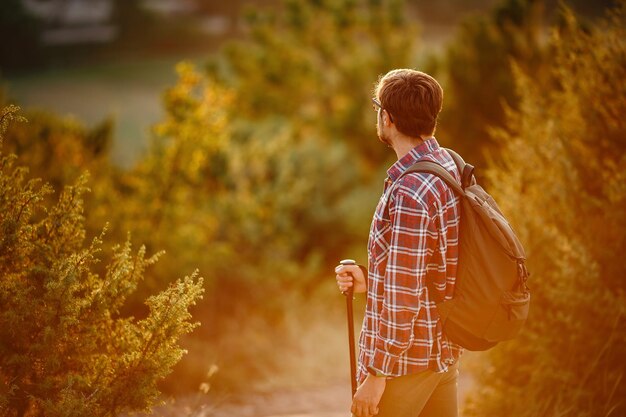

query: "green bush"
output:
464 4 626 416
208 0 418 168
0 106 204 416
437 0 546 170
88 63 371 392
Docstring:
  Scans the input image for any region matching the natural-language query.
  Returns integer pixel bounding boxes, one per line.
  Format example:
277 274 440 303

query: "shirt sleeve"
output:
369 188 436 375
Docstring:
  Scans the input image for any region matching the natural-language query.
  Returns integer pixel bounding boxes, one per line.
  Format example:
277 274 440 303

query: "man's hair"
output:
375 69 443 138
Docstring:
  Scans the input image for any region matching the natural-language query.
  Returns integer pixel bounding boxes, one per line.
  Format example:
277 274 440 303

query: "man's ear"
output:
383 110 392 126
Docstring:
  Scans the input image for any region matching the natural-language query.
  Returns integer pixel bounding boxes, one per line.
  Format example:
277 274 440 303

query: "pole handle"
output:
340 259 356 297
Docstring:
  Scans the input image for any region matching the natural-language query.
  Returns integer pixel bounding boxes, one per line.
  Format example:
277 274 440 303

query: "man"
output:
335 69 462 417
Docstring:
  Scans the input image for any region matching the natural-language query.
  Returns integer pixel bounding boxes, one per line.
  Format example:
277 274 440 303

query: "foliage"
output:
88 62 370 392
0 106 204 416
5 0 624 406
464 4 626 416
28 3 419 395
437 0 547 169
208 0 417 168
0 103 114 192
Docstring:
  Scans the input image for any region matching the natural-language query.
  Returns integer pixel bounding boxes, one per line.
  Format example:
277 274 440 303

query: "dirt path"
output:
207 383 352 417
144 382 351 417
145 367 475 417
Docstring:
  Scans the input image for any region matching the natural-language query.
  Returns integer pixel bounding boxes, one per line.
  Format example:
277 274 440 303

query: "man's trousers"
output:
375 361 459 417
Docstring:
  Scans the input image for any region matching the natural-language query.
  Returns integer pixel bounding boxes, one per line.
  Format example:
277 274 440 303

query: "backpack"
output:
400 148 530 351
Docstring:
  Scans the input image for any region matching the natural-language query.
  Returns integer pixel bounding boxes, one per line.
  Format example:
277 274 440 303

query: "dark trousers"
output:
375 362 459 417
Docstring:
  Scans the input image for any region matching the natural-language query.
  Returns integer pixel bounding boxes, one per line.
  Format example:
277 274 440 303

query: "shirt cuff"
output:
370 347 399 376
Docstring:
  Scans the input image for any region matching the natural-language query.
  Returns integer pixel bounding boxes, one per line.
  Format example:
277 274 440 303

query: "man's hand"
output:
351 374 386 417
335 263 366 294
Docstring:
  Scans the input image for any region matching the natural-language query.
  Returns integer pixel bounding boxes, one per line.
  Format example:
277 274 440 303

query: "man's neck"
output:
393 136 427 160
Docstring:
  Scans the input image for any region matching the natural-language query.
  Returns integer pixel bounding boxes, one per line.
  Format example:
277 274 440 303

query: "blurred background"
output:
1 0 624 416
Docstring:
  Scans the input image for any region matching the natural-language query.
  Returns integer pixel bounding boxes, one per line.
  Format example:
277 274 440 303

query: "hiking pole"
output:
340 259 358 397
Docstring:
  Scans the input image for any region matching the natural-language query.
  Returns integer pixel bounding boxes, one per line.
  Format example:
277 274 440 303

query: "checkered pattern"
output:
358 137 463 383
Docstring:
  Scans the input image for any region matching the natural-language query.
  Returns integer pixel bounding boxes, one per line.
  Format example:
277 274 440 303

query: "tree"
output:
0 102 114 193
464 4 626 416
208 0 418 168
0 105 204 417
437 0 546 170
87 63 369 391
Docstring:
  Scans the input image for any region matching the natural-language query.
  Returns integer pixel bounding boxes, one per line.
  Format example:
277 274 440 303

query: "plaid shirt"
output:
357 137 463 383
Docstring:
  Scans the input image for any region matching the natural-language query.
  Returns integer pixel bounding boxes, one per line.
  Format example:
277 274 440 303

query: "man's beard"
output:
377 126 393 148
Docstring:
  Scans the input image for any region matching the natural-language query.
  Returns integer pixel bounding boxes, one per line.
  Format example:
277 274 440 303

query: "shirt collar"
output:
387 137 440 182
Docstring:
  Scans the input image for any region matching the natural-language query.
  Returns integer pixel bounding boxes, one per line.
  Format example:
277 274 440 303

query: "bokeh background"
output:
1 0 624 416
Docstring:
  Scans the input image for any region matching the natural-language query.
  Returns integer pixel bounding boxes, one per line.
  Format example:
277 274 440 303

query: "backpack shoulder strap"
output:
402 161 465 196
444 148 464 171
445 148 476 188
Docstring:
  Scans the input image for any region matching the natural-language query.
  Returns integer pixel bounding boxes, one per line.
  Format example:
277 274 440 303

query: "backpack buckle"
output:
517 260 530 292
462 164 475 188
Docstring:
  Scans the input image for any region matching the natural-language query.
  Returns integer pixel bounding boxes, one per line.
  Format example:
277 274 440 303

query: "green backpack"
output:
401 148 530 351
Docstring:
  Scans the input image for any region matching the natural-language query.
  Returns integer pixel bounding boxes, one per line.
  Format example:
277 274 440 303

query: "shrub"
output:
463 4 626 416
0 106 204 417
437 0 546 170
208 0 418 167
